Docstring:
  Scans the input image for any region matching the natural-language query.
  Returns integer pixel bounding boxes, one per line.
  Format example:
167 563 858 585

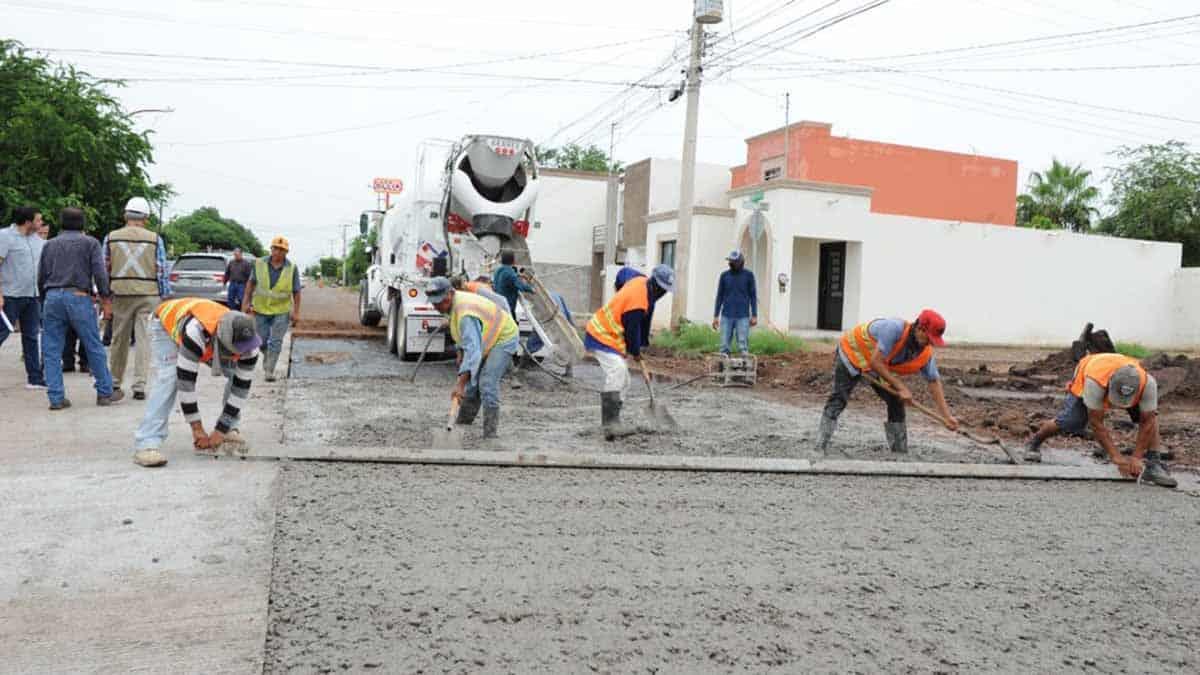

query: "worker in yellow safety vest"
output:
426 277 519 439
818 310 957 455
242 235 301 381
1024 353 1175 487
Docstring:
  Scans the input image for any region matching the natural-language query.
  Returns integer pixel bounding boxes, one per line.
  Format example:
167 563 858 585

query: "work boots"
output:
263 351 280 382
815 413 838 455
600 392 637 441
1140 451 1178 488
482 407 500 439
884 422 908 454
1024 436 1044 463
456 397 481 425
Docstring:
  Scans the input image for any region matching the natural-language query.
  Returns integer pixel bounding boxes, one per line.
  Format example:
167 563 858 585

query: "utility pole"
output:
604 122 619 272
339 222 351 286
670 20 705 328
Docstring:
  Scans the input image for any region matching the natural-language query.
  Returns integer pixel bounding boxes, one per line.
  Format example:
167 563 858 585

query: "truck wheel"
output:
386 296 400 355
359 283 382 327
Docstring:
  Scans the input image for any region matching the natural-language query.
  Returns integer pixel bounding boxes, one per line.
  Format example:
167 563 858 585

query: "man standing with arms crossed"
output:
0 206 48 390
242 235 300 382
103 197 170 400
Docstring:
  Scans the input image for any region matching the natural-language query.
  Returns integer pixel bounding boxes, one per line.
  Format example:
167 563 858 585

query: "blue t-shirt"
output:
714 268 757 320
838 318 940 382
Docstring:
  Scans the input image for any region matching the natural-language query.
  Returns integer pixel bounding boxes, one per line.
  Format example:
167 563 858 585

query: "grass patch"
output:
1115 342 1151 359
652 322 805 356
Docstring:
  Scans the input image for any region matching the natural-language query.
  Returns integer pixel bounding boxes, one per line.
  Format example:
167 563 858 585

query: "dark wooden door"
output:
817 242 846 331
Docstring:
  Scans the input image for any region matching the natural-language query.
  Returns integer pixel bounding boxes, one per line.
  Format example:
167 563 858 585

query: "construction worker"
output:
585 263 675 441
103 196 170 400
1024 353 1176 487
613 266 644 293
817 310 958 454
456 275 511 314
131 298 261 468
712 250 758 355
425 277 518 439
491 250 531 318
242 235 300 382
224 247 253 310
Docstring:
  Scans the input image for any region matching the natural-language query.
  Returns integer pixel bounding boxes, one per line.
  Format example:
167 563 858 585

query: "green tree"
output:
536 143 620 172
342 228 377 282
1096 141 1200 266
1015 159 1099 232
318 256 342 280
0 40 172 236
165 207 264 257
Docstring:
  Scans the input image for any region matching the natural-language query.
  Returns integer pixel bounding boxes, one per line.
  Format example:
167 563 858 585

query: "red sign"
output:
372 177 404 194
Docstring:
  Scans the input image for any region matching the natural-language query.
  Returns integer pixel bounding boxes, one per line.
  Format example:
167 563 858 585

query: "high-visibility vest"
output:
107 225 159 296
586 275 650 355
449 291 518 357
252 258 295 315
155 297 230 362
1068 353 1147 409
839 319 933 376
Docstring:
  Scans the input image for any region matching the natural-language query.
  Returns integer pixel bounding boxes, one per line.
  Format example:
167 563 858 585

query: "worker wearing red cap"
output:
817 310 958 455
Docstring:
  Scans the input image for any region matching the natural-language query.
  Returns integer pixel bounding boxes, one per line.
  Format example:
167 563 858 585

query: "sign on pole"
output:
750 210 765 241
372 177 405 194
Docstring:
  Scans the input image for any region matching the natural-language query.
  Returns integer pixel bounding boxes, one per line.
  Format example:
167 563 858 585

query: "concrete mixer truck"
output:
357 135 583 366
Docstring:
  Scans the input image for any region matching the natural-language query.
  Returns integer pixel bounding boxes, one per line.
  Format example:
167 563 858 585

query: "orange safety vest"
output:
1067 353 1147 409
155 297 230 363
464 281 486 293
839 319 933 376
586 275 650 355
448 291 518 357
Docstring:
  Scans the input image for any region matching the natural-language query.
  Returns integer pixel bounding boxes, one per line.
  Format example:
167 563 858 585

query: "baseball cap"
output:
1107 365 1143 408
916 309 947 347
425 277 453 304
726 250 744 262
270 235 290 252
217 311 261 354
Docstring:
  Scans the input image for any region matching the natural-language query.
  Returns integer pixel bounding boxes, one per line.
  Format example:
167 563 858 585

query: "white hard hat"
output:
124 197 151 218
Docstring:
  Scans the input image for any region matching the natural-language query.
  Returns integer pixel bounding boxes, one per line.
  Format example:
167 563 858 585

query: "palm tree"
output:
1016 159 1100 232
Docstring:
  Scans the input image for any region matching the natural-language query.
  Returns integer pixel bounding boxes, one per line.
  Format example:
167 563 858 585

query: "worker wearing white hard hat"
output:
102 195 171 400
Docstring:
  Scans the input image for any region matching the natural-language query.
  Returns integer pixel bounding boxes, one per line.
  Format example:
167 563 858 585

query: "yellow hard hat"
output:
270 235 290 252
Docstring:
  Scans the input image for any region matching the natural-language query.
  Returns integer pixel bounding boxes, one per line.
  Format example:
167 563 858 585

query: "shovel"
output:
638 359 679 431
431 396 464 449
867 374 1021 464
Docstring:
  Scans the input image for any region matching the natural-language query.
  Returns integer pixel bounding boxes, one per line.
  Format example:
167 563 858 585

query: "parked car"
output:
168 252 233 304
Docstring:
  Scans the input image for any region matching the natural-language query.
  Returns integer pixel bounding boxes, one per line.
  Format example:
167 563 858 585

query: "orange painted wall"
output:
730 122 1018 226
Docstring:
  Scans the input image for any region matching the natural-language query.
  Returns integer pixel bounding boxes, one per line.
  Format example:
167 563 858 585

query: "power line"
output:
744 61 1200 74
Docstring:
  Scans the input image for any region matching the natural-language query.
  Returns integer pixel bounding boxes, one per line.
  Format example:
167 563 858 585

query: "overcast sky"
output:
7 0 1200 265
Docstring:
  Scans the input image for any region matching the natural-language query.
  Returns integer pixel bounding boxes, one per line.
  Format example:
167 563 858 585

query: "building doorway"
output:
817 242 846 331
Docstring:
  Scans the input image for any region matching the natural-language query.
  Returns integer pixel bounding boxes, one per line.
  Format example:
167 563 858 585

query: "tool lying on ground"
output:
866 374 1021 464
639 359 679 431
432 396 464 449
409 327 445 383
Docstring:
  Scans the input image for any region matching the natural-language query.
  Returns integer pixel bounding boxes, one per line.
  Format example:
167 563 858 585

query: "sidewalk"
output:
0 335 290 672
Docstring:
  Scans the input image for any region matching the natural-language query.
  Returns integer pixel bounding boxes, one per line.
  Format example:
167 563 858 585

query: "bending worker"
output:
131 298 261 468
817 310 958 454
585 264 675 441
1024 353 1175 488
426 277 518 440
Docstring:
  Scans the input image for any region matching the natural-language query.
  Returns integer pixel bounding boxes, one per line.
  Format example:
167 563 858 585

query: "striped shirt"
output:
175 316 260 433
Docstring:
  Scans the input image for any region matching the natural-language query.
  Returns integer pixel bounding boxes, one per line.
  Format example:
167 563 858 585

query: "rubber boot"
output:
456 396 481 425
1140 451 1178 488
884 422 908 454
1024 436 1044 463
815 413 838 455
264 351 279 382
601 392 636 441
482 406 500 439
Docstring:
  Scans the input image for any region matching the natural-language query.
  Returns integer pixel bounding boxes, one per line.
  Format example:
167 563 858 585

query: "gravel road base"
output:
264 463 1200 673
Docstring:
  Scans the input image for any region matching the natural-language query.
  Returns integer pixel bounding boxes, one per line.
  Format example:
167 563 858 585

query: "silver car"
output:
168 252 232 304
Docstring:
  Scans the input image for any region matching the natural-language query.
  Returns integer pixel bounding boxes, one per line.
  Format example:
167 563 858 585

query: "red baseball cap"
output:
917 309 947 347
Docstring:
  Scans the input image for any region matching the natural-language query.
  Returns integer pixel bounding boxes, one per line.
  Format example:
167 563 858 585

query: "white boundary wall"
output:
657 184 1195 347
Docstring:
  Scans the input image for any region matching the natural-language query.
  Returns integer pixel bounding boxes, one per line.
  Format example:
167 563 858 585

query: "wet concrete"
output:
263 462 1200 673
285 338 1011 464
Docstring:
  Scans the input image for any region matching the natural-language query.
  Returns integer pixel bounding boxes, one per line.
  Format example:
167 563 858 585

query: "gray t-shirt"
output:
1081 376 1158 413
0 224 46 297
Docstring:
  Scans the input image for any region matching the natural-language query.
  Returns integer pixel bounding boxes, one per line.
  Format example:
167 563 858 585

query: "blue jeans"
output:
720 316 751 354
255 312 290 355
1 295 45 385
41 289 112 404
467 336 517 409
226 281 246 310
135 320 240 451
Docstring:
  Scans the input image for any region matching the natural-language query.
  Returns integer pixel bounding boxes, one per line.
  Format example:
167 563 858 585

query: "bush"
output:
1116 342 1151 359
652 322 805 356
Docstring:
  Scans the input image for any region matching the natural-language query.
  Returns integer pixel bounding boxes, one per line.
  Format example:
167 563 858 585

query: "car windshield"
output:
174 256 226 272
